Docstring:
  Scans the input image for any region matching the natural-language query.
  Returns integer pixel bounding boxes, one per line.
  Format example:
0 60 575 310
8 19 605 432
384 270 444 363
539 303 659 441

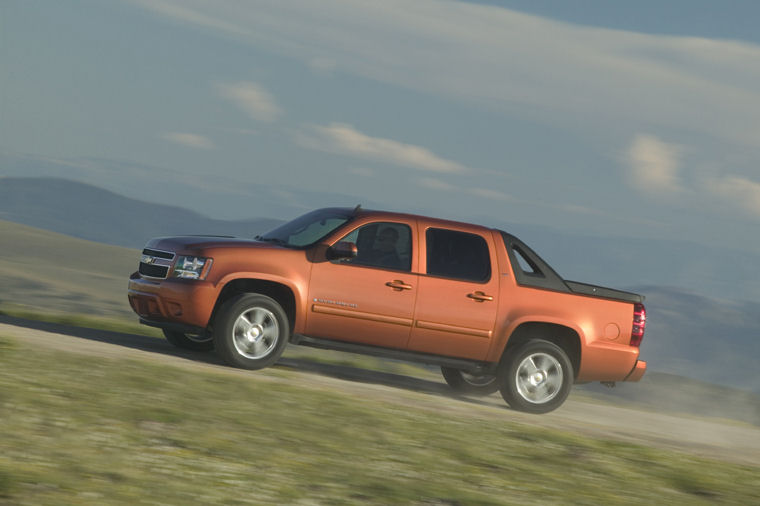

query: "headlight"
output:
171 256 213 280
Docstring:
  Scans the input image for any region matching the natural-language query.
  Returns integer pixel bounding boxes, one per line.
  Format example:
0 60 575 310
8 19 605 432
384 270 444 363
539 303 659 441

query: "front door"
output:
305 220 418 349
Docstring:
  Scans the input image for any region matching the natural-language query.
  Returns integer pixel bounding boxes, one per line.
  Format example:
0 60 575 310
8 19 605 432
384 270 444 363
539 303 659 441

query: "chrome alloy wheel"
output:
231 307 279 359
515 352 563 404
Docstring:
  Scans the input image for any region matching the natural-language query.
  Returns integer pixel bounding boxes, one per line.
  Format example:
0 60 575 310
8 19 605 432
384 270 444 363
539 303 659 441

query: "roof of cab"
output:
352 207 496 234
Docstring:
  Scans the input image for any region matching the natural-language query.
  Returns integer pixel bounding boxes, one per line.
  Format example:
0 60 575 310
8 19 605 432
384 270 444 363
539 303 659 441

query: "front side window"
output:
426 228 491 282
337 222 412 271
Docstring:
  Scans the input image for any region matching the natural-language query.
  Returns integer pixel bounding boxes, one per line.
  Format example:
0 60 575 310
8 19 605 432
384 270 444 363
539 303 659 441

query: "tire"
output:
162 329 214 352
441 367 499 396
499 340 573 414
213 293 289 370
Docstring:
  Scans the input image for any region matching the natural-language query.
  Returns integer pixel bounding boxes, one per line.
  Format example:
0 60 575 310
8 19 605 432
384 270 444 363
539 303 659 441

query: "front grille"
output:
139 263 170 278
139 248 175 279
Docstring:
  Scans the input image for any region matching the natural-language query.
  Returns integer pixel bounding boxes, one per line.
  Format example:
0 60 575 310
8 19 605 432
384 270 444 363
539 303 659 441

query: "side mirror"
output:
327 241 358 261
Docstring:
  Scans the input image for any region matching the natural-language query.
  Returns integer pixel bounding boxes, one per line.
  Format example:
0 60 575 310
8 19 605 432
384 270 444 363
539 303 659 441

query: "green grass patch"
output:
0 302 161 338
1 335 759 505
0 467 14 499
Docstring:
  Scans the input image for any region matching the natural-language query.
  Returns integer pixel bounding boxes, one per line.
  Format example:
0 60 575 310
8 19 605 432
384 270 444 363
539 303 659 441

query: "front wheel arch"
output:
211 278 297 334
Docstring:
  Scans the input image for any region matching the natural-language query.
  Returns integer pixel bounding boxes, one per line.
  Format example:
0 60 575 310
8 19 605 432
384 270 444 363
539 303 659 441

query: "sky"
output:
2 0 760 257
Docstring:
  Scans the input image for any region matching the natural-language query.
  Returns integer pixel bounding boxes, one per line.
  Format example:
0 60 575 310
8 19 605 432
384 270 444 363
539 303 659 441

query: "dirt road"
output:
2 316 759 466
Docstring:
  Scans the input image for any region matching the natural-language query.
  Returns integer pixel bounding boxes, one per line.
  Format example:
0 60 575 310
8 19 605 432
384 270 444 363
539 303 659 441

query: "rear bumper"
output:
623 360 647 382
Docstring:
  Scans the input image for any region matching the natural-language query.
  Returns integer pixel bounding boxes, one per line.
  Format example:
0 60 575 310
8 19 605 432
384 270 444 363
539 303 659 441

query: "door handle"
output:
386 280 413 291
467 291 493 302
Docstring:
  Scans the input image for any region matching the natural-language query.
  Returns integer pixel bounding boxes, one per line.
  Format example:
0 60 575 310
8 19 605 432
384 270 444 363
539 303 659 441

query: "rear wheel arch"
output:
211 278 297 336
501 322 581 380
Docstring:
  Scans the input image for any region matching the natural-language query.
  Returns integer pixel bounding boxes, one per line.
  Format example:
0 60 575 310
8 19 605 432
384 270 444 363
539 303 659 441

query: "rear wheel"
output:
441 367 499 395
162 329 214 352
214 293 289 370
499 340 573 414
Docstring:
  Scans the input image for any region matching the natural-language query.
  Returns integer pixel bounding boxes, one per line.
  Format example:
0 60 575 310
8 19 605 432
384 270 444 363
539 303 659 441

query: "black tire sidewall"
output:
162 329 214 352
499 340 573 414
214 293 290 370
441 366 499 396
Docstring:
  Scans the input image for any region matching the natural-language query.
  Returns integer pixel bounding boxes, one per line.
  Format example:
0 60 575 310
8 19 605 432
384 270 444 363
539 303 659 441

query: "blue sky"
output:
3 0 760 255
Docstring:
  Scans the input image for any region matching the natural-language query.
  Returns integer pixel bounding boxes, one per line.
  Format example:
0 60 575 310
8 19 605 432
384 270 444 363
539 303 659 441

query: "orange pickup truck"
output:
128 206 647 413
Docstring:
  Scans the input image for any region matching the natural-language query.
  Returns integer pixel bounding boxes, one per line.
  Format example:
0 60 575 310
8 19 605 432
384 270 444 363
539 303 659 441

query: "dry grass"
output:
1 333 759 505
0 219 138 318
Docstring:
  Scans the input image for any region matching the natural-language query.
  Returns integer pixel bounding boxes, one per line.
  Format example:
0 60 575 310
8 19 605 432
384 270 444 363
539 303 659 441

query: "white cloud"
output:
626 134 683 194
213 127 260 136
418 177 455 191
132 0 245 35
133 0 760 150
467 187 510 201
418 178 509 201
708 176 760 217
349 167 375 177
217 82 281 122
308 57 338 74
162 132 215 149
298 123 468 174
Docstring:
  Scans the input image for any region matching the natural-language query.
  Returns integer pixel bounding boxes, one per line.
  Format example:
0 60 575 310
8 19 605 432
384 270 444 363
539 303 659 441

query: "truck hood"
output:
145 236 283 253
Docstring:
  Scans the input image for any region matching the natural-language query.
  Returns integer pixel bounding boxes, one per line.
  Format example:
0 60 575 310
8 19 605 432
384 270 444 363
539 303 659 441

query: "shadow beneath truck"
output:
0 314 500 409
0 313 227 365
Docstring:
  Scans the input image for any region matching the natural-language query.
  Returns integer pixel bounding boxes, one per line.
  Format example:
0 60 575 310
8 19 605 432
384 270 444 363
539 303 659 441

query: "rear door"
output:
407 225 499 360
305 219 419 349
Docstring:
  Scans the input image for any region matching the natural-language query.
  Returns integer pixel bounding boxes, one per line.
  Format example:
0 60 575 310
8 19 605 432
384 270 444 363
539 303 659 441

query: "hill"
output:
495 220 760 302
634 286 760 393
0 219 138 318
2 175 759 301
0 176 282 248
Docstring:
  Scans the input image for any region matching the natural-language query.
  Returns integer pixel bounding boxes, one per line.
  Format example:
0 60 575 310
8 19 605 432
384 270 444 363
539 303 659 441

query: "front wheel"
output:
162 329 214 352
214 293 289 370
441 367 499 395
499 340 573 414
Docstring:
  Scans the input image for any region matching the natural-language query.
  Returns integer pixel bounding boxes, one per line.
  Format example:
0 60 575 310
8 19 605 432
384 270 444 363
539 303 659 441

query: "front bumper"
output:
127 272 217 329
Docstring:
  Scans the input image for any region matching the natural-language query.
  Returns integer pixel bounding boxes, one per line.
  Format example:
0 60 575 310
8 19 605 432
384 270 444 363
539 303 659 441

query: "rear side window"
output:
512 244 543 277
426 228 491 282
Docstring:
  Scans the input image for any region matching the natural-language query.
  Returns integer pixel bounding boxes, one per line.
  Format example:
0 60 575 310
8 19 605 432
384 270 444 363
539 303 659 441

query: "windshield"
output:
257 208 353 248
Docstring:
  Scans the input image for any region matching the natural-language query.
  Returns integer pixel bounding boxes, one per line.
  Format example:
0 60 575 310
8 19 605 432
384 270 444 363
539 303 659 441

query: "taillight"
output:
630 303 646 347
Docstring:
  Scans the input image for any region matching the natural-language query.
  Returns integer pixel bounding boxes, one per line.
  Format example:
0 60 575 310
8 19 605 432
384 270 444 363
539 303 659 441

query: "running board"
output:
291 334 495 374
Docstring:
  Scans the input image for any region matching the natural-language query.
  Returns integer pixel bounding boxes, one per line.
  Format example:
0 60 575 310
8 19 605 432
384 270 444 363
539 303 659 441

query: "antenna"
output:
352 204 362 215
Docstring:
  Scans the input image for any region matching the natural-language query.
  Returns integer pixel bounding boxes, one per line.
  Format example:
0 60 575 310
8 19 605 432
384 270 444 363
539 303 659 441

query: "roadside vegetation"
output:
0 302 161 338
1 334 758 505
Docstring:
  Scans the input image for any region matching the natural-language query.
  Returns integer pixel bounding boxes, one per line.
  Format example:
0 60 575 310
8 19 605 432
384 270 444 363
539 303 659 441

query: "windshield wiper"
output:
254 236 290 247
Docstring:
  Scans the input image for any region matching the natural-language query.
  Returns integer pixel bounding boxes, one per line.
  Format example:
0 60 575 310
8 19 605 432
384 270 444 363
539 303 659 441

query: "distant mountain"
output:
490 220 760 302
633 286 760 394
3 165 759 301
0 152 376 223
0 177 282 248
